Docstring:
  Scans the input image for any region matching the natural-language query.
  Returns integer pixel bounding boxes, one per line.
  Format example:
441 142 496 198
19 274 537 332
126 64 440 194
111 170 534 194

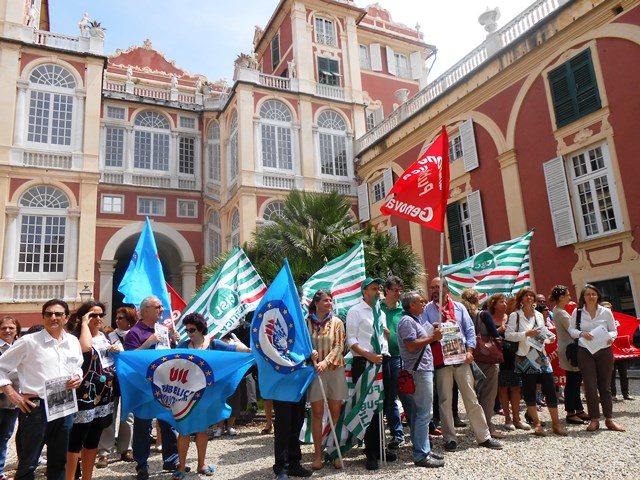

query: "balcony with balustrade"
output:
356 0 571 156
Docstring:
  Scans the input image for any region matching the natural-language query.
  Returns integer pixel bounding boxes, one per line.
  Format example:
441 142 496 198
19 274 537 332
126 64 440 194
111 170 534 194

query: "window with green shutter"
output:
271 33 280 70
447 203 465 264
317 57 340 86
548 49 601 128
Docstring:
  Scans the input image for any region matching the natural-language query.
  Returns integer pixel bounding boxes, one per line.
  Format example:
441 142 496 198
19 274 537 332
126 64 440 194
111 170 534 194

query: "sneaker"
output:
479 438 503 450
388 438 405 449
213 427 224 438
444 441 457 452
624 396 635 401
453 417 467 428
287 464 312 477
415 456 445 468
136 470 149 480
227 427 238 436
428 451 445 460
96 455 109 469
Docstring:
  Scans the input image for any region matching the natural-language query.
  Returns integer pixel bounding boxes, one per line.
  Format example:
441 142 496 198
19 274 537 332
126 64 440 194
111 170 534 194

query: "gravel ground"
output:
6 378 639 480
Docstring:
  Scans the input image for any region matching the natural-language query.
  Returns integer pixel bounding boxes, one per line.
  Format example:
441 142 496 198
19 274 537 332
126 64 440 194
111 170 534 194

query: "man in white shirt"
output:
0 299 83 480
346 278 397 470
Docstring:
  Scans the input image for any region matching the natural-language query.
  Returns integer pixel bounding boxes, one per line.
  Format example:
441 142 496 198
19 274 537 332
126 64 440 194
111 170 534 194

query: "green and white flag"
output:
441 229 535 302
176 247 267 339
301 241 366 318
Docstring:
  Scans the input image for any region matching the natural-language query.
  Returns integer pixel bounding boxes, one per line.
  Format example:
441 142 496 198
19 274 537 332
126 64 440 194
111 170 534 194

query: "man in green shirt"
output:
381 276 412 448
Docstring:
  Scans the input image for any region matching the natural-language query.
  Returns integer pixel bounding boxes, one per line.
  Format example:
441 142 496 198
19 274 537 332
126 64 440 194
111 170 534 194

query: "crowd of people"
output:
0 276 632 480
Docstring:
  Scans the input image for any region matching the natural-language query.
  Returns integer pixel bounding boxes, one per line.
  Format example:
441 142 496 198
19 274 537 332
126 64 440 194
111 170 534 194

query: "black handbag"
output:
566 310 582 367
503 313 520 354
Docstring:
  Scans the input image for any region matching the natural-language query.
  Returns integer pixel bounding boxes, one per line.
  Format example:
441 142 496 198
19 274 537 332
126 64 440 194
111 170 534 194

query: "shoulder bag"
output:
565 310 582 367
472 312 504 364
502 313 520 354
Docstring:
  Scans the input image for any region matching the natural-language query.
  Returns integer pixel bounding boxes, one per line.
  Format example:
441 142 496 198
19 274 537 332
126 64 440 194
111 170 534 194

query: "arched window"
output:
230 209 240 248
263 201 285 222
318 110 348 177
207 210 222 262
27 64 76 146
229 111 239 182
207 122 221 183
18 186 70 278
134 111 170 171
260 100 293 170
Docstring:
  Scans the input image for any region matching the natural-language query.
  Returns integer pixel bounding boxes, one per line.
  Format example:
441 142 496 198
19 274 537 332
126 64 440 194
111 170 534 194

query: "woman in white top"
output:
505 288 566 436
568 284 624 432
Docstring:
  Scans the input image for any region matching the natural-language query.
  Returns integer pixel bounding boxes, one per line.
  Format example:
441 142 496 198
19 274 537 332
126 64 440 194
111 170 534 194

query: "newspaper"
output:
44 376 78 421
440 322 466 365
155 322 171 350
93 334 115 368
526 326 555 351
583 325 612 354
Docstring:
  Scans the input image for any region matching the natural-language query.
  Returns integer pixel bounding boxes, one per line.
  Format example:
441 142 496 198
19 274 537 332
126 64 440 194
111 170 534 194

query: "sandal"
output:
173 472 185 480
605 419 625 432
533 425 546 436
586 420 599 431
566 414 587 425
197 466 216 476
576 411 591 421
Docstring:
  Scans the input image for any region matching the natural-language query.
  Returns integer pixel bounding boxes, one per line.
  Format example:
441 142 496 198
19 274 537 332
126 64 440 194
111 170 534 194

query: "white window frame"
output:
133 111 170 172
104 126 125 168
394 53 411 79
359 44 371 70
230 209 240 249
207 122 221 184
106 105 126 120
317 110 350 179
228 111 239 185
207 211 222 263
315 16 336 46
177 199 198 218
179 115 197 130
259 100 294 172
137 197 165 216
372 178 386 203
101 194 124 214
263 201 285 222
448 134 463 162
178 136 196 175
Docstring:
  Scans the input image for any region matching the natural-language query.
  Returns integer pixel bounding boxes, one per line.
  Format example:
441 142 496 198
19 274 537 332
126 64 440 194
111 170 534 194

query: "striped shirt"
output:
306 315 346 369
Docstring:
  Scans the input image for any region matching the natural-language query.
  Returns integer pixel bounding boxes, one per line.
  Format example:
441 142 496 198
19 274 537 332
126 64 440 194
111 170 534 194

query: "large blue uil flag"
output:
251 259 316 402
116 349 254 435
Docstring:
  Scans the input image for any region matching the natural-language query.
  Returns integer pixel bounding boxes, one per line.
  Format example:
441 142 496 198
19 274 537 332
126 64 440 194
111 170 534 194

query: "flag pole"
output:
438 231 445 322
313 361 345 471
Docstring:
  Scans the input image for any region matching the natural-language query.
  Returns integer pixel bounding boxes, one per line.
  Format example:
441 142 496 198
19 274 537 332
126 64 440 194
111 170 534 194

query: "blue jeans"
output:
0 408 18 474
132 417 178 472
384 356 409 441
410 371 433 462
15 403 75 480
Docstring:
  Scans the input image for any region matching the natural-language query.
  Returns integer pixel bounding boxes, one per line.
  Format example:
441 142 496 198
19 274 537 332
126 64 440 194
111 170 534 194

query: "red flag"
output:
164 282 187 328
612 311 640 360
380 125 450 232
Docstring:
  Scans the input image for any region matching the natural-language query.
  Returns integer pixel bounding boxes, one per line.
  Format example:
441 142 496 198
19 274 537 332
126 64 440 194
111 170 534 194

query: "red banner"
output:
547 305 640 385
380 125 450 233
164 281 187 328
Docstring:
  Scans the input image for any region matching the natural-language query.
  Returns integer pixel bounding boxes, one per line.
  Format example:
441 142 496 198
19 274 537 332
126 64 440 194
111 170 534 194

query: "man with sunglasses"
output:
124 296 181 480
0 298 83 480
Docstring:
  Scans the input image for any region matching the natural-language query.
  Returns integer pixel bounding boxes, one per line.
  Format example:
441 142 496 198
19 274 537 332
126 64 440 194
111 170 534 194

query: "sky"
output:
49 0 534 82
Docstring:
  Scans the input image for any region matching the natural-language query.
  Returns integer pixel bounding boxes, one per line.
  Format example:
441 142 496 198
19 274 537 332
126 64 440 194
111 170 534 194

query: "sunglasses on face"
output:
185 328 198 334
44 311 66 318
89 313 107 319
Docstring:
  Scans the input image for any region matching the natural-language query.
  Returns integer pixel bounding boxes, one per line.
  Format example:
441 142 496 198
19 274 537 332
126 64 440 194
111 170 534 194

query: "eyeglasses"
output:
185 328 197 334
89 313 107 319
44 311 66 318
147 305 163 309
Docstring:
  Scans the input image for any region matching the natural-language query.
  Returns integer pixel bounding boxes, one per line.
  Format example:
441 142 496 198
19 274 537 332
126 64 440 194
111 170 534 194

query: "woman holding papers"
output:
505 288 566 436
306 289 347 470
66 302 120 480
569 284 624 432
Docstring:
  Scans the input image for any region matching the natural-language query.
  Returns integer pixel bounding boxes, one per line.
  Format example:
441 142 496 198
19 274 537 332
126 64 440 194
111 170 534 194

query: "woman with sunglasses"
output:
569 284 624 432
66 301 121 480
173 313 250 479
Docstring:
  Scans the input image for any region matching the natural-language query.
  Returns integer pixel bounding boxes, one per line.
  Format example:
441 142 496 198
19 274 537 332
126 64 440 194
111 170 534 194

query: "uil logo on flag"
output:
252 300 307 374
147 353 213 421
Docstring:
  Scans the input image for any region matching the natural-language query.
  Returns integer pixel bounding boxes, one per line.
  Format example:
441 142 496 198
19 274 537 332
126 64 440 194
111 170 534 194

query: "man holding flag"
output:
345 278 397 470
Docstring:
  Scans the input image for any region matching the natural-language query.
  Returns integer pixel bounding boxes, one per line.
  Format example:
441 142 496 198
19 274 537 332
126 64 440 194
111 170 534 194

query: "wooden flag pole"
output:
313 360 345 471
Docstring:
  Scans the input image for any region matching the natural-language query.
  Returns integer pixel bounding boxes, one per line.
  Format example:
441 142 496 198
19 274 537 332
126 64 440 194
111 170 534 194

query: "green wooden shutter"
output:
549 65 576 127
571 50 601 117
271 34 280 70
447 203 465 263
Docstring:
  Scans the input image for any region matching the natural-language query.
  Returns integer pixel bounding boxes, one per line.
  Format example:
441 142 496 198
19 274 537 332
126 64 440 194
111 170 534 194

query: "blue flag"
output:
251 259 316 402
118 217 172 317
115 349 254 435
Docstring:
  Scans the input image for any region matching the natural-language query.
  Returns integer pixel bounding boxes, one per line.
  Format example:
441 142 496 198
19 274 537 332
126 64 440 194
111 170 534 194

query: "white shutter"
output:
370 44 382 71
383 168 393 196
386 46 397 75
357 183 371 222
467 190 487 253
410 51 423 80
459 119 479 172
543 156 578 246
387 225 398 244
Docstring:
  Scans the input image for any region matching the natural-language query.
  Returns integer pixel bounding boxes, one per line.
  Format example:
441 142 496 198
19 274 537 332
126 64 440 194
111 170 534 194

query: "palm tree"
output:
201 190 425 291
